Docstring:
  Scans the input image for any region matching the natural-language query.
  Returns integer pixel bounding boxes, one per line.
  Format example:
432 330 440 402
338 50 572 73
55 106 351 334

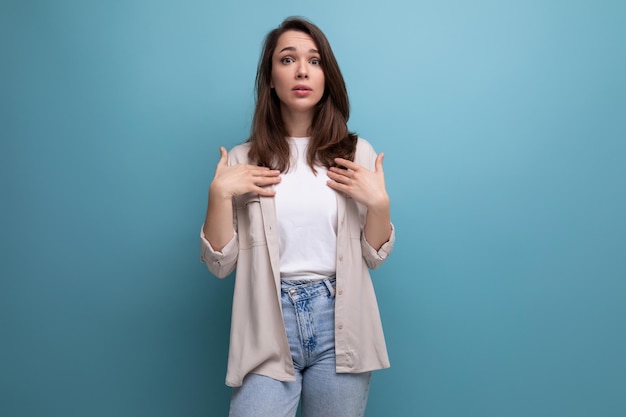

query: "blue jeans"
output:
229 278 371 417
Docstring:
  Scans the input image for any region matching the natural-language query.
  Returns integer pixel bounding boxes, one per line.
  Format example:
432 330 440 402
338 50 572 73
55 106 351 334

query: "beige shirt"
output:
200 138 395 387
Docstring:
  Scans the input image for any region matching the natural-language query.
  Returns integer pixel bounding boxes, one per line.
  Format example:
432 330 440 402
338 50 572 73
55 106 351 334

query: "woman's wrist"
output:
366 194 390 216
209 181 234 202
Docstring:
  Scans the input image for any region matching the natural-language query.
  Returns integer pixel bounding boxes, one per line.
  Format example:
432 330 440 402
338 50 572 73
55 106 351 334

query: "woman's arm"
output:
363 192 392 251
203 146 281 251
326 153 392 250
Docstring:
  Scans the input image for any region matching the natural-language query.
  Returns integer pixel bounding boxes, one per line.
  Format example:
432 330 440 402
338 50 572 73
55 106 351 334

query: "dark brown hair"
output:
248 17 357 172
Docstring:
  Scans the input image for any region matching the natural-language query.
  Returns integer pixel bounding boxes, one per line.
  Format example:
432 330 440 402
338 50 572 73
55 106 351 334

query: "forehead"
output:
274 30 318 52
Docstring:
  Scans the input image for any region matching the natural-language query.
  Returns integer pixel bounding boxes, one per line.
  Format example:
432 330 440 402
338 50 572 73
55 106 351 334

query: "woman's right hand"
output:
203 147 281 251
210 146 281 200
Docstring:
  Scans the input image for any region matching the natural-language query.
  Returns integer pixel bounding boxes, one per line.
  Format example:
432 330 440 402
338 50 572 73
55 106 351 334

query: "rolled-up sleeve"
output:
361 223 395 270
200 227 238 278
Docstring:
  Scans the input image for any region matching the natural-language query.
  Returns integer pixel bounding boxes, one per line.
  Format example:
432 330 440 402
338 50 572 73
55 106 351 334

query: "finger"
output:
326 179 348 193
245 164 278 173
375 153 385 173
254 186 277 197
328 167 350 177
334 157 360 171
327 170 350 184
254 176 282 186
218 146 228 166
251 167 281 176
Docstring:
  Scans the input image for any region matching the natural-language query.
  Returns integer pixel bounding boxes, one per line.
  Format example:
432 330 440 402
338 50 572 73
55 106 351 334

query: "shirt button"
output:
338 255 343 262
338 324 343 330
338 289 343 295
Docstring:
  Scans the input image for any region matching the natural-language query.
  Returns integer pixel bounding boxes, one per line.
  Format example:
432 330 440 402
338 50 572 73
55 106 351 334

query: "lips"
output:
292 84 313 97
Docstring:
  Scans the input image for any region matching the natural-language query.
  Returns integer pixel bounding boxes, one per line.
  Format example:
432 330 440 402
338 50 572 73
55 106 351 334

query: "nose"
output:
296 63 308 79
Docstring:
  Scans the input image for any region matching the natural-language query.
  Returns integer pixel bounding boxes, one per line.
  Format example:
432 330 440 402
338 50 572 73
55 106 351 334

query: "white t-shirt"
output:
274 137 338 280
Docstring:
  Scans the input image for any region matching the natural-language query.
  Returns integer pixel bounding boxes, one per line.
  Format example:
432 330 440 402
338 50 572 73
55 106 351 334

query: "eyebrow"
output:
278 46 320 54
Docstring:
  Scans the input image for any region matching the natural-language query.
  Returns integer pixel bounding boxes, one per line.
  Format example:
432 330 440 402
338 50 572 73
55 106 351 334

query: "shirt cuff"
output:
200 227 238 266
362 222 395 261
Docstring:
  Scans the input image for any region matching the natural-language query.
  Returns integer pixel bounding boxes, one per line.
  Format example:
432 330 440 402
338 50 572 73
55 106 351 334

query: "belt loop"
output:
323 278 335 298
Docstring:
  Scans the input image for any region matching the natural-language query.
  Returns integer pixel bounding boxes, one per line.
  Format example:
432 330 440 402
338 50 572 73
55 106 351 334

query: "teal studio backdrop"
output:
1 0 625 416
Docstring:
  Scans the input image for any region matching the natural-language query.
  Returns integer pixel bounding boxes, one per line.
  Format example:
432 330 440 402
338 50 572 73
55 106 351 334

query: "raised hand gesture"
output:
203 147 281 251
210 147 281 200
326 153 392 250
326 153 389 212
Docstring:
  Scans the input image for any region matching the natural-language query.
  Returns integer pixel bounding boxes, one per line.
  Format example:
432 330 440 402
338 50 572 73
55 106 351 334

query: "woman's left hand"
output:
327 153 390 212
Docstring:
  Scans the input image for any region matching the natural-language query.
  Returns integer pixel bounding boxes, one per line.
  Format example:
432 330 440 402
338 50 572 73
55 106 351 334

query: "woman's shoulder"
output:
228 142 252 164
356 137 375 153
355 137 377 168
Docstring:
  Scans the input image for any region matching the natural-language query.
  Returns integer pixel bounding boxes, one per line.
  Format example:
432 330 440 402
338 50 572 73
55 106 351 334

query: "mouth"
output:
292 85 312 91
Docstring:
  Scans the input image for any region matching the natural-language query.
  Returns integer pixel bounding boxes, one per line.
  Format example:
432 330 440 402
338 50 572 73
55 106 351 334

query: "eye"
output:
310 58 321 65
281 57 295 64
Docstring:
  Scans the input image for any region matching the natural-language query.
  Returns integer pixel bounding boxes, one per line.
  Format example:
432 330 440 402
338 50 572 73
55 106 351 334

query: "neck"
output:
281 106 313 137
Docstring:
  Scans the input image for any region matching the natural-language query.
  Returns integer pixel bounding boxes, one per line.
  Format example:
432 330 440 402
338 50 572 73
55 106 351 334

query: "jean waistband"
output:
280 277 336 300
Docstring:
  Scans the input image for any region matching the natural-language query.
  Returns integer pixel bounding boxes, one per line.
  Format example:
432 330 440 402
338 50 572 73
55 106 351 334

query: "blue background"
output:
2 0 625 416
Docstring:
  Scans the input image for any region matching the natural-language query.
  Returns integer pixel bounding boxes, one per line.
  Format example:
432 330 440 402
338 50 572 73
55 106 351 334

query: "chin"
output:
287 102 318 113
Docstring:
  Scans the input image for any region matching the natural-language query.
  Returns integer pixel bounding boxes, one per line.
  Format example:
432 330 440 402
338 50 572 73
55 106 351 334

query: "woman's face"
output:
271 30 325 117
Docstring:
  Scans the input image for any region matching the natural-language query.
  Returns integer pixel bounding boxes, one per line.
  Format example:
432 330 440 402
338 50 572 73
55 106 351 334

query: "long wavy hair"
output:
248 17 358 172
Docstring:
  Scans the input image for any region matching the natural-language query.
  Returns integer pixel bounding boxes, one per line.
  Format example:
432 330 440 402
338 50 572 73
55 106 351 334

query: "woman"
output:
201 16 395 417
